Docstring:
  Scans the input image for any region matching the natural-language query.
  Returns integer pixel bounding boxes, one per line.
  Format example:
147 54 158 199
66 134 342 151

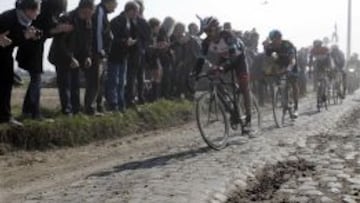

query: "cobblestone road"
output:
14 92 360 203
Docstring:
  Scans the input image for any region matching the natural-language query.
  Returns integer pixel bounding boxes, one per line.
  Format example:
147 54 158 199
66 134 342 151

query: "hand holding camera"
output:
24 26 42 40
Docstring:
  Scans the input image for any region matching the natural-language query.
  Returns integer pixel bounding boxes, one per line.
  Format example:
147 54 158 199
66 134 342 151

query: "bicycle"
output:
194 68 261 150
316 70 329 112
268 71 297 128
263 57 297 128
312 56 332 112
331 69 344 105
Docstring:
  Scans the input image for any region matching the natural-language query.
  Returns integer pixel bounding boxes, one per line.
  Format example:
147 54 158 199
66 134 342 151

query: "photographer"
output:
16 0 72 120
0 0 42 126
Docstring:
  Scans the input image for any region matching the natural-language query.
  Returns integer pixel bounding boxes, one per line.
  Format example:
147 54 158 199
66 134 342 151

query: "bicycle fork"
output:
217 87 244 128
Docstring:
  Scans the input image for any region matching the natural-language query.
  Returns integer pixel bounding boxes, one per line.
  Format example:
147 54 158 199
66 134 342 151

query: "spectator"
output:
48 0 95 116
16 0 72 120
106 1 139 112
125 0 151 106
85 0 117 115
188 23 199 37
0 0 42 126
184 22 202 99
170 22 187 98
158 16 175 99
146 17 163 101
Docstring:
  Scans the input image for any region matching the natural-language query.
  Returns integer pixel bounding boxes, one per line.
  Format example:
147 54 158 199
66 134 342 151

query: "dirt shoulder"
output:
0 123 201 202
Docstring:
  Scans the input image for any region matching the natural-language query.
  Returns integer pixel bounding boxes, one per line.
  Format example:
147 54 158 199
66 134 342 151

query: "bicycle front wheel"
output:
238 93 262 132
196 92 229 150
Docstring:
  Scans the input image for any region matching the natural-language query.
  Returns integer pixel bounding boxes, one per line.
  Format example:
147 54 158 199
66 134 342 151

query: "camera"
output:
35 29 43 38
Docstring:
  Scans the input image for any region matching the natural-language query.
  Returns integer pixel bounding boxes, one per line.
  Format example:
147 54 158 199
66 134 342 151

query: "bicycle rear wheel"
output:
196 92 229 150
317 79 328 112
272 86 284 128
335 73 344 104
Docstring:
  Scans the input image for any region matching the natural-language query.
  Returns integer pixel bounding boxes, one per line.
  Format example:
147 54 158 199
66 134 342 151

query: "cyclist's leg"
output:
233 55 252 132
238 74 251 120
290 76 299 114
341 69 347 98
236 67 251 123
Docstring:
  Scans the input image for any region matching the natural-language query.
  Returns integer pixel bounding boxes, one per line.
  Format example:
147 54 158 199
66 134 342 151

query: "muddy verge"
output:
227 159 315 203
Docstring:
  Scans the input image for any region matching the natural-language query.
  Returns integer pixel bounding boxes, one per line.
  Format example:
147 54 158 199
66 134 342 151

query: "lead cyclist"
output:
192 16 252 134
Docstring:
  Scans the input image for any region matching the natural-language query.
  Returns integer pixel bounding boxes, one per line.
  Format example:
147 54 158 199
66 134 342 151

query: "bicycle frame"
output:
316 70 329 109
206 70 244 127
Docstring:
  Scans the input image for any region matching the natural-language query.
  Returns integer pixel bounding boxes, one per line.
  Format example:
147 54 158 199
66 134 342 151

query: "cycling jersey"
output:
309 46 331 72
194 31 248 77
330 49 345 70
264 40 298 72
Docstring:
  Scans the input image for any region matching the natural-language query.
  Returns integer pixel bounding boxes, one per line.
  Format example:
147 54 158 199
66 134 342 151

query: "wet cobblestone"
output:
19 93 360 203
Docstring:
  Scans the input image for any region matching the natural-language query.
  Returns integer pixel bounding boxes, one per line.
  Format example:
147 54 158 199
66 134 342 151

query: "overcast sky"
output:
1 0 359 70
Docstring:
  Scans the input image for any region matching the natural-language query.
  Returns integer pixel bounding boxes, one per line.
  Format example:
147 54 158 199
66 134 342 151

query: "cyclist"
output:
192 16 252 134
330 44 346 98
309 39 332 103
263 30 299 118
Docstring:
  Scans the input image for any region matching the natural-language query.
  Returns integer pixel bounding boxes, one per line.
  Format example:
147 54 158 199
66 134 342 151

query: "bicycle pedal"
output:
231 124 239 131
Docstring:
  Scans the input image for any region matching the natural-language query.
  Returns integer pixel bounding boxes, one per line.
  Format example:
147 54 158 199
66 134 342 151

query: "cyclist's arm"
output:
264 44 274 57
221 34 247 73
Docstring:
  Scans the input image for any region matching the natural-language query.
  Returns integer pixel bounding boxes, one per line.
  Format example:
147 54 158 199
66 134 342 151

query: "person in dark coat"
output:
48 0 95 116
170 22 187 98
16 0 72 119
124 0 151 106
158 16 175 99
84 0 117 115
146 17 163 101
106 1 139 112
0 0 42 126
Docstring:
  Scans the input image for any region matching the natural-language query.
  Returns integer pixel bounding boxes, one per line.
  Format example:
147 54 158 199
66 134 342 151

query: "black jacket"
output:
0 9 28 82
108 13 138 63
16 1 59 73
158 28 172 67
48 9 92 67
135 16 151 54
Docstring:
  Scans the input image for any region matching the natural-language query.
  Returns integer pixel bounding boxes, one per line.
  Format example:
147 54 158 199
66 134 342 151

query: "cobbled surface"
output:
18 92 360 203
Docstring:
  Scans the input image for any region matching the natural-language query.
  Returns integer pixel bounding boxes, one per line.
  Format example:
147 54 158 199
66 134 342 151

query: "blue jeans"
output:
56 66 80 115
106 61 127 112
22 72 41 118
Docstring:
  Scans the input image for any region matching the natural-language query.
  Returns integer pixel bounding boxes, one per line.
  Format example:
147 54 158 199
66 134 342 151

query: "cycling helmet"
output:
269 29 282 40
16 0 41 10
313 39 322 47
201 16 220 32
